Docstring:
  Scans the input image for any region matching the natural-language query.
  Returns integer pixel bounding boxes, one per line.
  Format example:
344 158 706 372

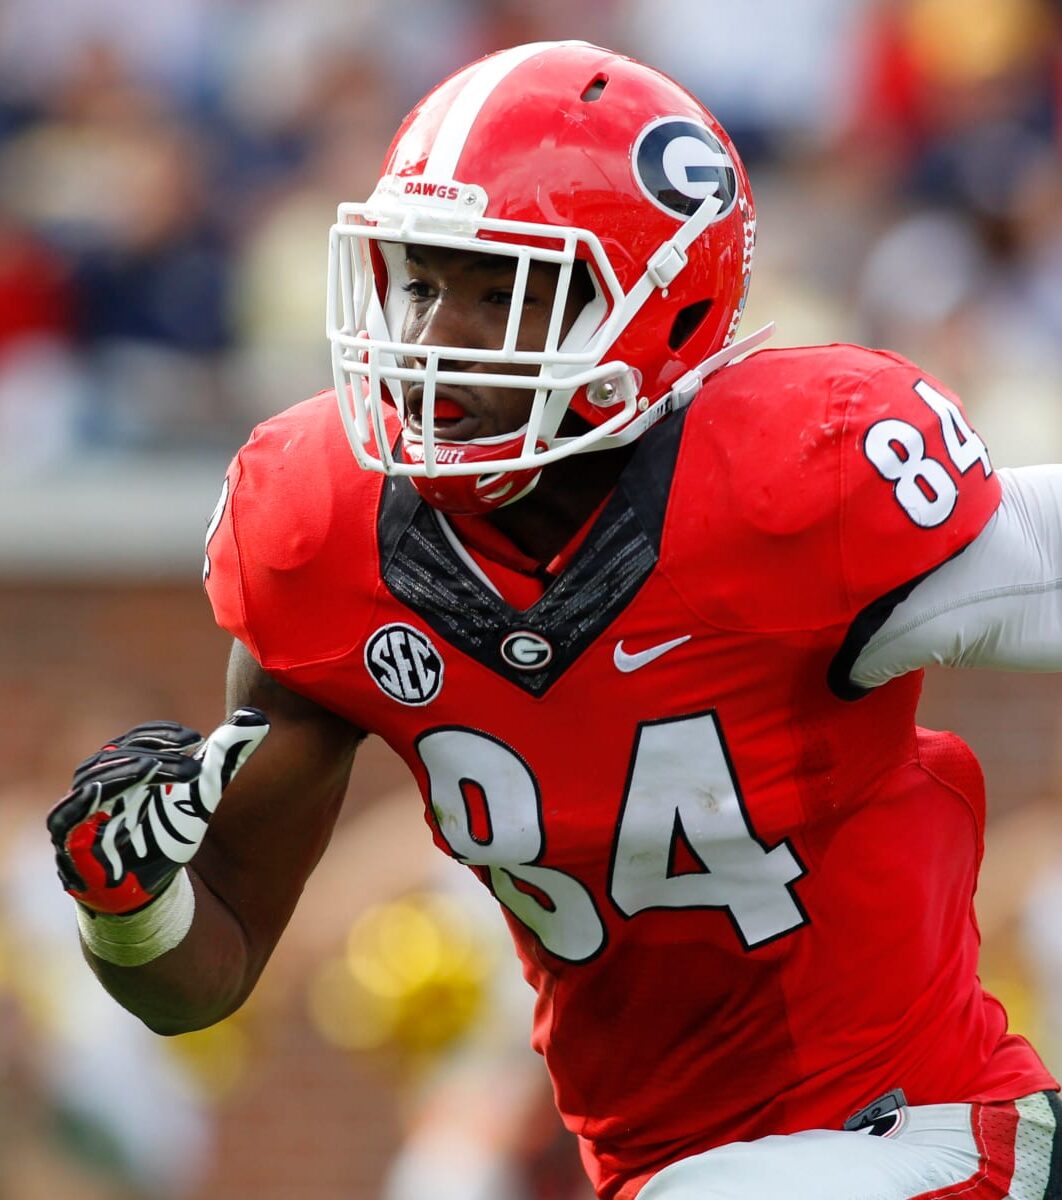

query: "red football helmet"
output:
327 40 769 514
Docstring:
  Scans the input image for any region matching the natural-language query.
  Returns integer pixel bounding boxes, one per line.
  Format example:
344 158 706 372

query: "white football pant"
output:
639 1092 1060 1200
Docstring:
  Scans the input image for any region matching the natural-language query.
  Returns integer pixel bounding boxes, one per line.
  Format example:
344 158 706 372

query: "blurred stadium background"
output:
1 1 1061 1197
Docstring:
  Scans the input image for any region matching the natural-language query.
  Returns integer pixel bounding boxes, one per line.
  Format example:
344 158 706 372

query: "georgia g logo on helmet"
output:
632 117 738 220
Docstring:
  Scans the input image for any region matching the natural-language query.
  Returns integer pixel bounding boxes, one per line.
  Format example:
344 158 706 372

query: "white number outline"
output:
913 379 992 478
863 379 991 529
864 419 957 528
416 713 808 964
202 476 230 582
608 710 809 951
417 726 608 964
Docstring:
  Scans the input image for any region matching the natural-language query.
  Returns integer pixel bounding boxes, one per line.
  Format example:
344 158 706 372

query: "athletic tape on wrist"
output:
76 870 195 966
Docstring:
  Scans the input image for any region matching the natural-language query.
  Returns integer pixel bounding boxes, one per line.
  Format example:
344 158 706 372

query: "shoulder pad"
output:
665 345 1000 628
204 391 396 667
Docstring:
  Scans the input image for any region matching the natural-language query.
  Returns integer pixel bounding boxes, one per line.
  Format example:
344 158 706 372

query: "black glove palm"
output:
47 709 269 914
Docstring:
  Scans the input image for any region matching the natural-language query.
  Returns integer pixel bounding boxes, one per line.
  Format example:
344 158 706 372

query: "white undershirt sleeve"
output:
850 465 1062 689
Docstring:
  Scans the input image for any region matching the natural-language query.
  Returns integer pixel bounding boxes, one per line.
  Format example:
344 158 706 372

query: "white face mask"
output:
327 177 644 485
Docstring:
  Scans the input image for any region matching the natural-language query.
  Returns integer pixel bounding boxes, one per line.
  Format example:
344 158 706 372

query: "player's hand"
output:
47 709 270 915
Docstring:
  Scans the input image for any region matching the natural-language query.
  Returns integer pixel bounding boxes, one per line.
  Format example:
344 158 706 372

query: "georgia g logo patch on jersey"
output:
633 117 738 220
365 623 444 705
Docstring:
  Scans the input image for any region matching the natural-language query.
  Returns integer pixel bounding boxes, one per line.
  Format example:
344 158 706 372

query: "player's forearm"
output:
49 654 361 1034
80 869 257 1035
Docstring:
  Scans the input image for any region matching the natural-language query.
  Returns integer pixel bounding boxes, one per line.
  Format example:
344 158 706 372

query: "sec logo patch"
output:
365 623 443 705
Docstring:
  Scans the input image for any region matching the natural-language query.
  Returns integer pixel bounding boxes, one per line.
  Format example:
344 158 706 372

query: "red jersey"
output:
204 343 1055 1199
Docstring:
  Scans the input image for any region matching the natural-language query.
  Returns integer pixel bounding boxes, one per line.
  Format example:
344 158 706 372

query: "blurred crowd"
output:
2 1 1062 1198
0 0 1060 474
0 0 620 473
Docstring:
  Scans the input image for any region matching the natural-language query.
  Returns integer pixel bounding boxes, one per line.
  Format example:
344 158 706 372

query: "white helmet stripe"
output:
426 40 590 181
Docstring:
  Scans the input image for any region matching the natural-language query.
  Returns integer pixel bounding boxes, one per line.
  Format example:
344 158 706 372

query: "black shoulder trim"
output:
619 401 686 547
376 411 688 695
827 545 967 701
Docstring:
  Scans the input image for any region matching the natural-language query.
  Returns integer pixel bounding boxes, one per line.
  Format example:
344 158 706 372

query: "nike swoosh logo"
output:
613 635 691 673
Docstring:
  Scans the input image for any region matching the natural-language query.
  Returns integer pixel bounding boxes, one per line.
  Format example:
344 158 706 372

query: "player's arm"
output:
47 639 364 1035
850 465 1062 688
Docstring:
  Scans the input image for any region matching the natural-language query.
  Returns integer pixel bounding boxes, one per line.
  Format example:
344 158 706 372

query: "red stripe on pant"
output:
911 1100 1019 1200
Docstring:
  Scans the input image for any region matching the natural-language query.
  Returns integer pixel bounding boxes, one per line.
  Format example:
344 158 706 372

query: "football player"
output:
48 41 1062 1200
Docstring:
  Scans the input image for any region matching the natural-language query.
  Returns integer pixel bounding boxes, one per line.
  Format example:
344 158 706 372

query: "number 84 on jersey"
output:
419 710 808 964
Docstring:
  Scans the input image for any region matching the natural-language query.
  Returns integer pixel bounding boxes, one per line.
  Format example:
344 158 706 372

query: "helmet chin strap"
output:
667 322 775 409
590 322 776 451
422 321 774 475
399 321 773 515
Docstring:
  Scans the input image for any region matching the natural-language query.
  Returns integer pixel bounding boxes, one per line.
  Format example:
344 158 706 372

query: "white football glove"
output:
47 709 269 914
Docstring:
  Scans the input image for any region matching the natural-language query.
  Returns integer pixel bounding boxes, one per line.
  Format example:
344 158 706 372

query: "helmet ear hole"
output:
669 300 713 351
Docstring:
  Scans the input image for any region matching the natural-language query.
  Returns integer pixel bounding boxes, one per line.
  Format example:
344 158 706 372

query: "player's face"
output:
396 244 593 441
